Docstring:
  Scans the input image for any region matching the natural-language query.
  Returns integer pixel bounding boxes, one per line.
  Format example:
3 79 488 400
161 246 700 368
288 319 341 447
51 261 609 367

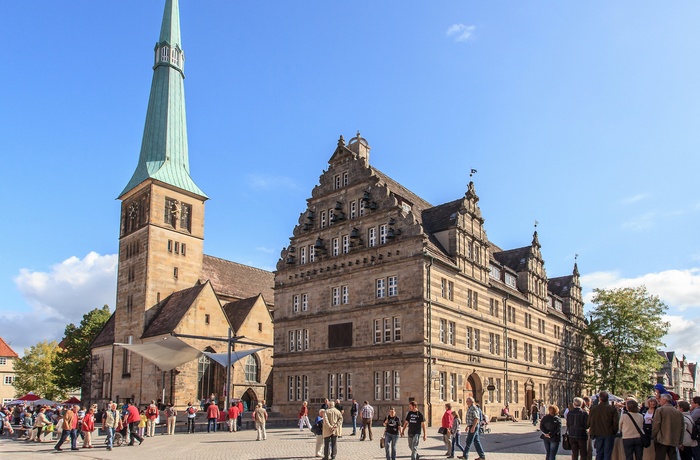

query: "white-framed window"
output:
4 376 13 385
466 327 472 350
474 329 480 351
374 317 402 344
160 46 169 62
302 293 308 311
359 200 366 217
329 374 336 399
447 281 453 301
334 174 342 189
439 372 446 400
439 319 446 343
332 287 341 306
496 378 502 402
289 329 309 352
309 245 315 263
490 264 501 280
0 357 6 366
343 172 349 187
342 235 349 254
300 246 307 264
379 225 387 244
450 373 457 401
388 276 398 296
448 321 455 345
328 209 334 225
505 272 517 288
288 376 294 401
376 278 386 298
375 370 400 400
338 373 345 400
342 285 349 304
292 294 300 314
332 238 339 256
350 201 357 219
321 211 327 228
368 227 377 247
374 372 381 400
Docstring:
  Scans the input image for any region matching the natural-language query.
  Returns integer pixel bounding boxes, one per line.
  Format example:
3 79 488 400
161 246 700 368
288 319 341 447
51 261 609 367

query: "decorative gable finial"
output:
573 254 580 276
532 226 540 248
338 135 345 147
465 181 479 203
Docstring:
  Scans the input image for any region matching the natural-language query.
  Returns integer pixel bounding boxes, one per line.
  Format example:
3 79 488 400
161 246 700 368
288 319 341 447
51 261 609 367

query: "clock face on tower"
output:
128 203 139 218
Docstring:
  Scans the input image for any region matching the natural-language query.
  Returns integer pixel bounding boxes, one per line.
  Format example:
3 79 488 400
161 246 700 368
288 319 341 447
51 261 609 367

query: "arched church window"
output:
160 46 169 62
245 355 259 383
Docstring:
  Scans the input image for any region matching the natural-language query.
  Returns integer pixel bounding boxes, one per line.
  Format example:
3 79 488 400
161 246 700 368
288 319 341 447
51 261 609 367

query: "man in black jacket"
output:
588 392 619 460
567 397 589 460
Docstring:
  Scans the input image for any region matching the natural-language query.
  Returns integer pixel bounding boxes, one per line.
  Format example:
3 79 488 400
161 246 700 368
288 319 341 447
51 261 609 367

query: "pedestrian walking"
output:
401 400 426 460
299 401 312 431
441 403 455 457
540 405 562 460
383 407 401 460
350 399 359 436
651 393 683 460
618 399 644 460
322 401 342 460
566 397 589 460
459 397 487 460
254 403 268 441
589 392 619 460
360 400 374 441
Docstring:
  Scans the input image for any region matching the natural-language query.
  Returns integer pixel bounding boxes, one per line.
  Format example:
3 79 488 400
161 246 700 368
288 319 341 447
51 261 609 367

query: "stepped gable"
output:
0 337 18 357
492 246 531 272
202 255 274 305
222 295 267 334
371 167 433 214
90 313 116 348
142 283 208 338
548 275 574 298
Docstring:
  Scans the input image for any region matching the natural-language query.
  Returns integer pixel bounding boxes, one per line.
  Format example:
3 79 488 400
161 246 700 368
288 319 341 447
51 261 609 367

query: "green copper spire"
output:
120 0 207 199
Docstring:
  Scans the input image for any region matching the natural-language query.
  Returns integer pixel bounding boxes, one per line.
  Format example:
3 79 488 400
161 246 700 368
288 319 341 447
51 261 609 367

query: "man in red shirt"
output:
126 402 144 446
238 401 244 430
227 402 240 432
207 402 220 433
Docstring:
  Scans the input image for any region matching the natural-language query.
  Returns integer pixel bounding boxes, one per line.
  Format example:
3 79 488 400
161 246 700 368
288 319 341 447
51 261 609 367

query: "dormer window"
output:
489 265 501 280
505 272 517 288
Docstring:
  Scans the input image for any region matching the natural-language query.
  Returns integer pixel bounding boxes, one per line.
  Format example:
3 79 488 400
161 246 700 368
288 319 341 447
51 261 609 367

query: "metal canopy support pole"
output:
226 328 232 409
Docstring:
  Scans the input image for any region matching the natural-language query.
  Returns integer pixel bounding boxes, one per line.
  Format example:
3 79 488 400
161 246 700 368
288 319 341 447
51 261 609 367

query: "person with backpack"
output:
165 403 177 435
146 400 159 437
186 402 197 433
678 401 697 460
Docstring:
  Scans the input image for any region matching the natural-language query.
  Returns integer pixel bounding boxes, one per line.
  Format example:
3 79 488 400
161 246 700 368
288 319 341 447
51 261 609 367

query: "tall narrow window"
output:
180 203 192 232
376 278 386 298
292 295 300 314
332 238 339 256
379 225 387 244
342 235 349 254
164 198 177 227
332 287 340 306
341 285 349 304
350 201 357 219
388 276 398 296
302 294 308 311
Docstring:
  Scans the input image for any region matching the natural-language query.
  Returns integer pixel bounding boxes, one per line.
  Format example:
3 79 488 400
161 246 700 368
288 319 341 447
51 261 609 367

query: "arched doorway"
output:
524 378 535 420
241 388 258 412
465 373 483 405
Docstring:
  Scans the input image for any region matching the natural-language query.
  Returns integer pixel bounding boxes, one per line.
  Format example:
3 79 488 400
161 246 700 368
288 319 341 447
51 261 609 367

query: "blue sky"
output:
1 1 699 364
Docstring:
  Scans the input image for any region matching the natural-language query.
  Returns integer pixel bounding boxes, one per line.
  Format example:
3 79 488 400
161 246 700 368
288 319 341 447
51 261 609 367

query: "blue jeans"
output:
384 432 398 460
594 435 616 460
207 418 217 432
543 438 559 460
54 428 77 450
351 415 357 434
463 429 486 459
407 434 421 460
107 427 115 448
452 431 464 457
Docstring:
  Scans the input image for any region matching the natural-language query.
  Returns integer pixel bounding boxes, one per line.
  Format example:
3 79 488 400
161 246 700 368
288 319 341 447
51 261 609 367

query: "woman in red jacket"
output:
81 405 96 448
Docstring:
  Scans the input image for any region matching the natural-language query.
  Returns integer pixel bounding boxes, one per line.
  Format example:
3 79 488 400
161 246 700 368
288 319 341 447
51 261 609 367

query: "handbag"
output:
627 413 651 448
438 427 447 434
380 435 385 449
562 432 571 450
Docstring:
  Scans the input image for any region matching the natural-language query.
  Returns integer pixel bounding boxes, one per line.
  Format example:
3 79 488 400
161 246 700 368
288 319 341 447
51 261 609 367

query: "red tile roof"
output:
0 337 19 358
202 255 274 306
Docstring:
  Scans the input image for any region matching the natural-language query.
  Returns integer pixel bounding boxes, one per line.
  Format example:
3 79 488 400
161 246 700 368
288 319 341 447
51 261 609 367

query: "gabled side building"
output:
273 134 587 425
0 337 19 405
88 0 273 411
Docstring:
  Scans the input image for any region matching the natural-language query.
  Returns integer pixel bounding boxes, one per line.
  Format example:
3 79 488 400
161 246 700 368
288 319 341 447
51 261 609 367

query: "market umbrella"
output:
16 392 40 401
63 396 81 405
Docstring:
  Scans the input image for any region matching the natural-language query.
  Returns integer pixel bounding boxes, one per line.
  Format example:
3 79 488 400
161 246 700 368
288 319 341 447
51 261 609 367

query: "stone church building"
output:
274 134 588 425
88 0 274 411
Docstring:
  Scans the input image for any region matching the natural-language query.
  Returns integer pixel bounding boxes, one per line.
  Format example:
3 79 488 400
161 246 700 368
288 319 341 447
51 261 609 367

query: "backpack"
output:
188 407 196 414
691 416 700 441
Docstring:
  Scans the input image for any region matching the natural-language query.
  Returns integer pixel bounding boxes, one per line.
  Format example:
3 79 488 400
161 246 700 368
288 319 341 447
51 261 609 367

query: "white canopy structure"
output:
114 336 263 371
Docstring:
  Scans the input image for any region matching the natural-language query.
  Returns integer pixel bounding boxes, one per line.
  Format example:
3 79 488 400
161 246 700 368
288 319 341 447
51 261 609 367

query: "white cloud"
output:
446 24 475 42
620 193 647 205
580 268 700 310
247 173 297 191
621 211 656 231
580 268 700 362
4 252 118 355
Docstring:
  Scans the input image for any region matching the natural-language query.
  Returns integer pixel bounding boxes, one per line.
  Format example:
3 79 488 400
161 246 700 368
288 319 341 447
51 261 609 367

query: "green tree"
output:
52 305 111 393
13 340 65 400
585 286 668 396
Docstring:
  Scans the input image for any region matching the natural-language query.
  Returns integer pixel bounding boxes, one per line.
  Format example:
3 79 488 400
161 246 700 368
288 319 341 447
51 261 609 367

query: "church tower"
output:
113 0 207 390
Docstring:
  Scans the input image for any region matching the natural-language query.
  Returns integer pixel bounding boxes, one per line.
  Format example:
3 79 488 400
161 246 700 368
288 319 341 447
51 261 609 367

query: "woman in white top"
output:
619 399 644 460
642 397 657 460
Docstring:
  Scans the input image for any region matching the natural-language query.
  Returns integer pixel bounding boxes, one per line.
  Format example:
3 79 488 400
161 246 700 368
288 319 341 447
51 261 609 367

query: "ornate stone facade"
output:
273 134 587 425
654 351 697 400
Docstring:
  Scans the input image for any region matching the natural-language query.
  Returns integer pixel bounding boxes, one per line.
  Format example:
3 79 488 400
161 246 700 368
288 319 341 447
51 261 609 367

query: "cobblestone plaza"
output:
0 421 574 459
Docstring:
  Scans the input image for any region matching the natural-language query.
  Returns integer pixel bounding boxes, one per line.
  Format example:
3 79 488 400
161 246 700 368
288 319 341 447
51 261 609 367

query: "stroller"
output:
104 421 127 447
479 412 490 434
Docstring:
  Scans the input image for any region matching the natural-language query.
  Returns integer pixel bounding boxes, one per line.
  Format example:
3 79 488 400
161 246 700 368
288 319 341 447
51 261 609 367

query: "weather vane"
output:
469 169 477 178
534 220 538 229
